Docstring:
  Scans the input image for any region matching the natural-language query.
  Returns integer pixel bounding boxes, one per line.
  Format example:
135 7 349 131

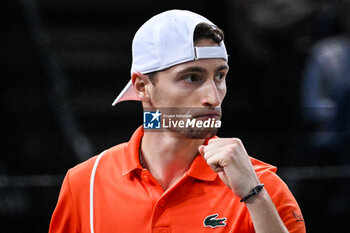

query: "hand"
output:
198 138 261 198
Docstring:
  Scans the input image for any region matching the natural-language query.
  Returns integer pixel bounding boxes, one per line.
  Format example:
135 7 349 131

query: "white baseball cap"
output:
112 9 228 106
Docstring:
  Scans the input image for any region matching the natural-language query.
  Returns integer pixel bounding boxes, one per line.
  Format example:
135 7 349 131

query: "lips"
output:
193 111 221 119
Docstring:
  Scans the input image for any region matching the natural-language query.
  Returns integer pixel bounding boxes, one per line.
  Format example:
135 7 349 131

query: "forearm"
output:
245 189 289 233
199 139 303 232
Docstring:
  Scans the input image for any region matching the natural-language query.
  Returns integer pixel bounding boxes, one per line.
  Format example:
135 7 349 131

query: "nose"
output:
201 80 221 108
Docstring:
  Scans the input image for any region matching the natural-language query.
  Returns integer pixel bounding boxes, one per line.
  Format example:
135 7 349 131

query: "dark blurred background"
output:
2 0 350 232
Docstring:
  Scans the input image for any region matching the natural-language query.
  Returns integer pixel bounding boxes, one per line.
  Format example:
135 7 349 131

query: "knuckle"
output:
225 146 235 154
206 157 216 166
231 138 242 144
203 153 210 160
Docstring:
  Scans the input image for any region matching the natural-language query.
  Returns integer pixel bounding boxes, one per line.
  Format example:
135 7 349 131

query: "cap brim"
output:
112 80 140 106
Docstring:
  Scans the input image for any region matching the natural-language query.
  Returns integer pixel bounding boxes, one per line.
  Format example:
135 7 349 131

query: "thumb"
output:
198 145 205 156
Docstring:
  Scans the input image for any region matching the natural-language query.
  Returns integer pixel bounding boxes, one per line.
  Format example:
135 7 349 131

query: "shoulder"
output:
50 143 129 232
249 157 298 206
67 143 128 186
249 157 289 197
250 157 277 174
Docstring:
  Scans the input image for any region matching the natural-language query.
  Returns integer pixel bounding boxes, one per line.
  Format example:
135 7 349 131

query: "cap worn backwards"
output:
112 9 228 106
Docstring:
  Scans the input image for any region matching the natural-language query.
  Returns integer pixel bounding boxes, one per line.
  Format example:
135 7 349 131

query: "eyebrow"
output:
215 65 230 73
177 64 229 75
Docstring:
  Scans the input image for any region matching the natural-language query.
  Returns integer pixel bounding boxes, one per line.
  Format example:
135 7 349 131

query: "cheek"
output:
150 87 163 104
150 85 181 106
218 83 227 100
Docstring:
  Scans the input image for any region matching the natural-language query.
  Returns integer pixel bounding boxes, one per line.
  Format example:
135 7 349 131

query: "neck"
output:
140 131 205 190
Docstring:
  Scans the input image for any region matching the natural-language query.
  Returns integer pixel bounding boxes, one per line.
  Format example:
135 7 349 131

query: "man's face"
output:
145 39 229 138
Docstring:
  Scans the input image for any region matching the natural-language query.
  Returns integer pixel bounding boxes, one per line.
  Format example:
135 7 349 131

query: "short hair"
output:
193 22 224 44
147 22 225 85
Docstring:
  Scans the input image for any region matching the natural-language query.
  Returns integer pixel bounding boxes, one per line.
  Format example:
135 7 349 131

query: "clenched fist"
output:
198 138 261 198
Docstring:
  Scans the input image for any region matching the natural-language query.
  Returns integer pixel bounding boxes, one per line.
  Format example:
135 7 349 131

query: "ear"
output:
132 72 150 101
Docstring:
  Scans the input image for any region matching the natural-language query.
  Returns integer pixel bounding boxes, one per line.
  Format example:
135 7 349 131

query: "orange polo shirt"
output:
49 126 305 233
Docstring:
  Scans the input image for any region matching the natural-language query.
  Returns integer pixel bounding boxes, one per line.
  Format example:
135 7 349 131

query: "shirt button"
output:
159 200 165 207
142 174 149 182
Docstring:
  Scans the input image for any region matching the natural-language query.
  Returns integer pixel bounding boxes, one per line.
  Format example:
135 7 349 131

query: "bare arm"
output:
199 138 303 233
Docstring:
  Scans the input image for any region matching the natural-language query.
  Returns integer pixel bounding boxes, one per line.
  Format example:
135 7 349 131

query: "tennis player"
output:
49 10 306 233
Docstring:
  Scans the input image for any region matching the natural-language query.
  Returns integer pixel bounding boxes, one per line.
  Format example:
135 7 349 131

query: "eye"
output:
215 73 226 81
183 75 200 83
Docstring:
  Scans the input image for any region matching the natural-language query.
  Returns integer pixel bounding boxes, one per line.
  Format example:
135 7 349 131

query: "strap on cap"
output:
194 46 227 60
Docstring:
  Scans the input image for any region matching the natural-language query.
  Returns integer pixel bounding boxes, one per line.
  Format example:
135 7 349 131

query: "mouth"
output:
193 112 221 119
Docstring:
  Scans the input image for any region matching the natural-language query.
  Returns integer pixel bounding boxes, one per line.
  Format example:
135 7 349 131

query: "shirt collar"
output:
121 126 218 182
121 126 144 176
186 137 218 182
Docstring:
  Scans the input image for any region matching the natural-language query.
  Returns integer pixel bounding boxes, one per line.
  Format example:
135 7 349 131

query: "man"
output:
49 10 305 233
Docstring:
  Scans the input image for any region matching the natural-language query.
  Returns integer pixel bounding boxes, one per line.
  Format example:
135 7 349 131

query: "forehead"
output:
164 58 229 75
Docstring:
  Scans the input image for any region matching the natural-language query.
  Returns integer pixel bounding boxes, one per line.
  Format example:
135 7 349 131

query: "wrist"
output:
244 188 270 206
240 184 265 203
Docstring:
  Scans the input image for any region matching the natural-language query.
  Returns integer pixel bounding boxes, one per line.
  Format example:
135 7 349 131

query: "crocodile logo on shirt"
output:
203 214 227 228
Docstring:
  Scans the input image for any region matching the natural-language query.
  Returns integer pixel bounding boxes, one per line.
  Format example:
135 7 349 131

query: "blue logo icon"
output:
143 110 162 129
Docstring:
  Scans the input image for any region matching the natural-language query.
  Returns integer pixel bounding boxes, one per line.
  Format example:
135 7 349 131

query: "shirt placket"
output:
139 169 170 233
